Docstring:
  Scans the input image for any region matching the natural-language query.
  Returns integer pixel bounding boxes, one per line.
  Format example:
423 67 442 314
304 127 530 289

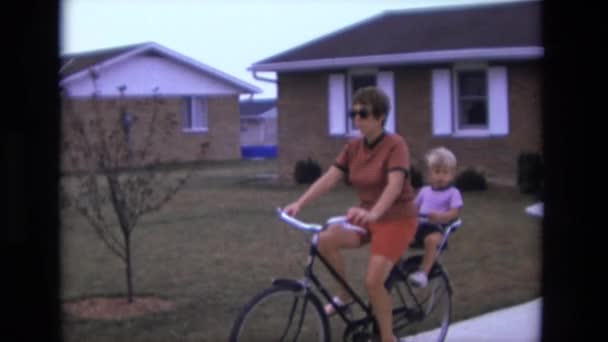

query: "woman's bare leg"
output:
317 224 362 301
365 255 397 342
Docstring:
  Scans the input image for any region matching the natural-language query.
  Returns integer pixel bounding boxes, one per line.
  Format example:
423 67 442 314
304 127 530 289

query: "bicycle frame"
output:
276 209 462 338
304 233 373 323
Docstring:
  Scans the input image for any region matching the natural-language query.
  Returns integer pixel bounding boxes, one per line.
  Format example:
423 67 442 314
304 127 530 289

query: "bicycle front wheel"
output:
390 270 451 342
229 284 330 342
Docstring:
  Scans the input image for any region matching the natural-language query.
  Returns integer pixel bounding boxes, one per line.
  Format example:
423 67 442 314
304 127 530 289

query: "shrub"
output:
294 158 322 184
454 167 488 192
517 152 543 195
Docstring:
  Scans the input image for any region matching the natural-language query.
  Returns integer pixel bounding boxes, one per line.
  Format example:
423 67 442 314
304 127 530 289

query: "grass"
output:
60 159 542 341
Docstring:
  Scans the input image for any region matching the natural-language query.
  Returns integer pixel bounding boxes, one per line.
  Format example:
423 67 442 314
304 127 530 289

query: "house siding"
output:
61 95 241 172
277 72 348 182
277 62 541 185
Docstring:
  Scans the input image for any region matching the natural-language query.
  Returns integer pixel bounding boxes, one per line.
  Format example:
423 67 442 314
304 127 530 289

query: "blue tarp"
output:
241 145 277 159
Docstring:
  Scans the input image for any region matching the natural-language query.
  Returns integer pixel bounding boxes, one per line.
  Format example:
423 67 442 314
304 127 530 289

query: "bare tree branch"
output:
61 69 193 303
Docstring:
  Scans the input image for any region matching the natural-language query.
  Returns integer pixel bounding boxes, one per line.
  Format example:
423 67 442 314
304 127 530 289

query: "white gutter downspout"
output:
245 70 277 100
252 70 277 84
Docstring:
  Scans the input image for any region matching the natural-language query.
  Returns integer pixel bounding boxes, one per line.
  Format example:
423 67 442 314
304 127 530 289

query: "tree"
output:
61 70 191 303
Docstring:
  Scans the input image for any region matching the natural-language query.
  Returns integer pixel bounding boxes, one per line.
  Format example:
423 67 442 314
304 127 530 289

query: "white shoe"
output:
408 270 428 288
324 296 353 316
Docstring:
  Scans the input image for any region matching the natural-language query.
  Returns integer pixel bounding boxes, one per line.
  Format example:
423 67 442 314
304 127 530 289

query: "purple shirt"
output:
415 186 463 215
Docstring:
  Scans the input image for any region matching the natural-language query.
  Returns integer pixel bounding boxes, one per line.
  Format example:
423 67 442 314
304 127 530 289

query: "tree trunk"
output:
125 234 134 303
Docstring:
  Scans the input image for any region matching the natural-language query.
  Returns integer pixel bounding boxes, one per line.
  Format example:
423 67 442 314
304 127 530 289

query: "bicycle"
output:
229 209 462 342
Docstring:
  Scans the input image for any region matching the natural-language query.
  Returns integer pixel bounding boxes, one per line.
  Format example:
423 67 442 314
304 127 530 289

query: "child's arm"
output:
428 207 460 224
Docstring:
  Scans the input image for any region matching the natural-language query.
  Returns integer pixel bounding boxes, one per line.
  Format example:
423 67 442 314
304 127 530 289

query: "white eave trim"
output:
249 47 544 72
61 42 262 94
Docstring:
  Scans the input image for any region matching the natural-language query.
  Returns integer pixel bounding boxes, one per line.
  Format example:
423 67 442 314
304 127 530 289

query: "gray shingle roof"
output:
60 42 150 77
253 1 541 66
240 98 276 117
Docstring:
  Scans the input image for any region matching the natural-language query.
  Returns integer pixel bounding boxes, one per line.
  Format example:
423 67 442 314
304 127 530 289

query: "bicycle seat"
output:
409 218 462 251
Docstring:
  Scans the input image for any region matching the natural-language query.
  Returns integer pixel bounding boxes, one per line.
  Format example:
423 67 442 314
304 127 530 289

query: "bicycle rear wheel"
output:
390 267 451 341
229 284 330 342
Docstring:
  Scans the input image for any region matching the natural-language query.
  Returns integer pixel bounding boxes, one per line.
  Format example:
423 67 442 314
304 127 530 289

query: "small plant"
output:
454 167 487 192
409 165 424 189
61 72 190 303
294 158 322 184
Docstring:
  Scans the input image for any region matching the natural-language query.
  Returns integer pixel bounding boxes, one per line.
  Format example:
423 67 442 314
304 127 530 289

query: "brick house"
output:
60 42 260 172
249 1 542 185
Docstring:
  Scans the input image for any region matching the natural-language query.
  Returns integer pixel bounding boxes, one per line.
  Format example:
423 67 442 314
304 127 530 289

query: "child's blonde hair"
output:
426 147 457 170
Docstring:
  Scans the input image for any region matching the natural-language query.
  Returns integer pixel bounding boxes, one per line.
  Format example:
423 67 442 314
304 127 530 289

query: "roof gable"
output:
61 42 261 94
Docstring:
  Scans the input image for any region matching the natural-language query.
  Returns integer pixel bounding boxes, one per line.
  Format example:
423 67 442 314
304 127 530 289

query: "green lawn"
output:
60 159 542 341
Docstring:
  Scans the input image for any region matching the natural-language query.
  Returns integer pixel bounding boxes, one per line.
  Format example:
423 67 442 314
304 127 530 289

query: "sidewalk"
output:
402 298 542 341
444 298 542 341
434 204 543 341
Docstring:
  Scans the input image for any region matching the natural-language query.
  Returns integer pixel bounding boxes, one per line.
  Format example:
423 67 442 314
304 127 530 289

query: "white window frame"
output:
182 96 208 133
346 68 378 135
452 62 491 137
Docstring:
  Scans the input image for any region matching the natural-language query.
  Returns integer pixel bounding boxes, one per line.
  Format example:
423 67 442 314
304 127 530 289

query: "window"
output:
347 72 377 133
455 70 488 130
431 65 509 137
328 71 395 136
182 97 208 132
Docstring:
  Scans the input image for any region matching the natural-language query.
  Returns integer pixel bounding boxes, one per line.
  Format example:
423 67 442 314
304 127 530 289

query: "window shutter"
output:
488 66 509 135
431 69 453 135
377 71 396 133
181 97 190 128
201 99 209 129
191 98 203 128
328 74 346 135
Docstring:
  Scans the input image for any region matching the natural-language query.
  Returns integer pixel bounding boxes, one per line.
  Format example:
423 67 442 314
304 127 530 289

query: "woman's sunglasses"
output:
349 108 371 119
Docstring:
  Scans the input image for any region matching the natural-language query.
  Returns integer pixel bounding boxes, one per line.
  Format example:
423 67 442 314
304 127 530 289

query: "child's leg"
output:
420 232 443 275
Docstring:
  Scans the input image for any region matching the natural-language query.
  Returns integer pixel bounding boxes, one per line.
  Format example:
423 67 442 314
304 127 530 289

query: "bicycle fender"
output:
271 278 306 291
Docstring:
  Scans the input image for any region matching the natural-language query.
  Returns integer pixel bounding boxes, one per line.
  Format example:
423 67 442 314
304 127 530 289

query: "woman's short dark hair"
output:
352 86 390 125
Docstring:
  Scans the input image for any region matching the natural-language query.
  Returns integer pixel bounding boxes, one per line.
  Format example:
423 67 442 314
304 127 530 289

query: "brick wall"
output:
277 62 542 185
206 96 241 159
397 62 542 184
277 72 349 182
61 95 241 172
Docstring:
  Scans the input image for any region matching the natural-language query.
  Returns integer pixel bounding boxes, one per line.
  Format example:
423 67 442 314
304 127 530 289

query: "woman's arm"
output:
370 171 404 219
347 171 404 224
283 166 344 216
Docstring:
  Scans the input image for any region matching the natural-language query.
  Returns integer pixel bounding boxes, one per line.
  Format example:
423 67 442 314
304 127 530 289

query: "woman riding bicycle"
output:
283 86 417 342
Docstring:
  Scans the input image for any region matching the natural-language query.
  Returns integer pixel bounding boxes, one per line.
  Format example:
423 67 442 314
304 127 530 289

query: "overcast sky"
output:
61 0 528 99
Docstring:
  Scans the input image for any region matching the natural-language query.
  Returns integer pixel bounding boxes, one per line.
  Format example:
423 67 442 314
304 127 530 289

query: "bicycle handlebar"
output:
277 209 462 235
277 208 367 234
325 216 368 233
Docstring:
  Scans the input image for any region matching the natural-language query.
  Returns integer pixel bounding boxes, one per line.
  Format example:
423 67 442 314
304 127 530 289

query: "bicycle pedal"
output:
339 306 354 319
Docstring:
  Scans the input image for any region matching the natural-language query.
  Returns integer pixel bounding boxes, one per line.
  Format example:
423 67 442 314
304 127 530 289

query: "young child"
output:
408 147 463 288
